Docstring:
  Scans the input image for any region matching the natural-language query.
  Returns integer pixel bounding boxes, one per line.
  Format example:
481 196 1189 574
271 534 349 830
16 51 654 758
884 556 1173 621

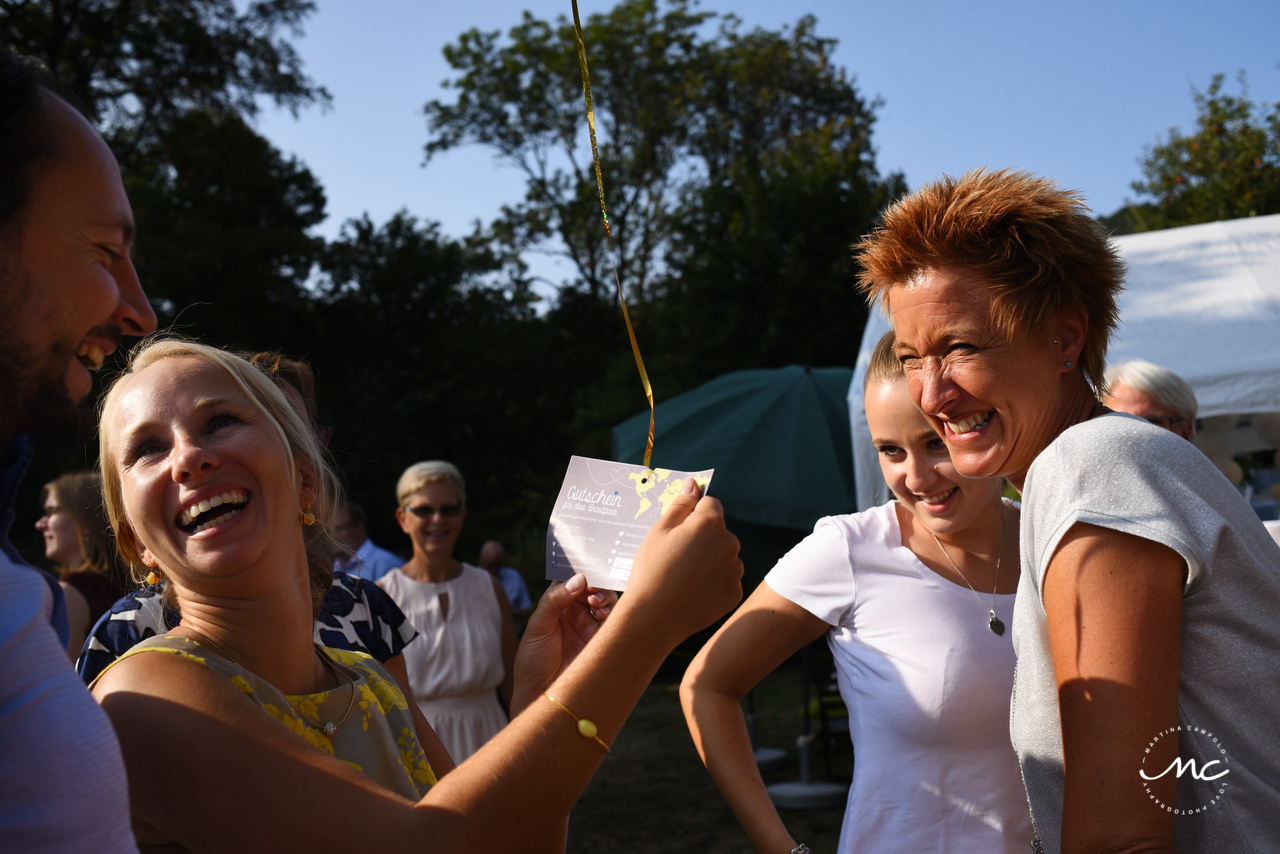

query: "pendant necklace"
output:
190 630 355 736
926 507 1006 636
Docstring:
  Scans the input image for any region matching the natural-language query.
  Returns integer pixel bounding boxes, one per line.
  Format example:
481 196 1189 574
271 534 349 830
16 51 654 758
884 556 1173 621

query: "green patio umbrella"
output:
611 364 856 532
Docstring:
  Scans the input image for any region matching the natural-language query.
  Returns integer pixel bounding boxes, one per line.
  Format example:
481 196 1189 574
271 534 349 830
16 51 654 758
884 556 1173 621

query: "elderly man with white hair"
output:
1103 359 1197 441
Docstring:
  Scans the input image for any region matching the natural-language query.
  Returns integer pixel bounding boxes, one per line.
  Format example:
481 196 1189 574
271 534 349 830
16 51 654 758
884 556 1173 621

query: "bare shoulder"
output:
92 644 247 713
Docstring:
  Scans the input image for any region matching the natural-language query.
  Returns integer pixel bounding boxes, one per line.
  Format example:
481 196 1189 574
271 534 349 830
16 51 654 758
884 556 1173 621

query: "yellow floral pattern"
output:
105 634 434 798
397 726 439 788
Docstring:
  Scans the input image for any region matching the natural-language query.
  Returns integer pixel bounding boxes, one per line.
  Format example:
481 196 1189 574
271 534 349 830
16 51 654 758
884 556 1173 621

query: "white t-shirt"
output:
1014 413 1280 853
766 501 1033 854
0 557 137 853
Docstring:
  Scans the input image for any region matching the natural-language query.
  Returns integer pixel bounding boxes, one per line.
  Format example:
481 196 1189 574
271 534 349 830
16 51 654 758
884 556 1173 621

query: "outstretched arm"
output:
95 478 741 853
1044 522 1183 854
681 583 829 854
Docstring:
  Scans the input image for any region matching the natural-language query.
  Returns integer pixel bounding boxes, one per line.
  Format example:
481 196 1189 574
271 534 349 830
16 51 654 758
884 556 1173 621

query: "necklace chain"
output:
189 629 355 736
925 504 1007 636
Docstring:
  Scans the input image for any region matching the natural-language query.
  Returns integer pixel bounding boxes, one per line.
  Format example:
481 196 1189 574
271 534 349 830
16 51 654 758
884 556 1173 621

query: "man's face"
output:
0 94 156 451
332 506 366 551
1103 382 1194 441
479 544 503 575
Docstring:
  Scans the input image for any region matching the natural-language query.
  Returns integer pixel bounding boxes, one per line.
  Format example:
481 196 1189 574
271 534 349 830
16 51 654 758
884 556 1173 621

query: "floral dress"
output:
92 634 437 801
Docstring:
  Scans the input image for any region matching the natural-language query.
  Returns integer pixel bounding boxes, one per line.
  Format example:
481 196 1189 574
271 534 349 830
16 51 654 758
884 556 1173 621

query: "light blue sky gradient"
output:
255 0 1280 290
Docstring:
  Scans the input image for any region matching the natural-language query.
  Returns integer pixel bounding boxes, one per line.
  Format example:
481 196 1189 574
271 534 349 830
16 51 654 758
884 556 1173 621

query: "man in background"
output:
479 540 533 631
333 500 404 582
1 48 156 852
1104 358 1197 441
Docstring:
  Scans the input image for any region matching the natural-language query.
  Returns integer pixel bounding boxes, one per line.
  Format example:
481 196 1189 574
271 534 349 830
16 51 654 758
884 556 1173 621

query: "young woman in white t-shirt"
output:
681 332 1032 854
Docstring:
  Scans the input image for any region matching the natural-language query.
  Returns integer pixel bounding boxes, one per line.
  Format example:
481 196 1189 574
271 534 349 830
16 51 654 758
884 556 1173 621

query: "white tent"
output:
849 212 1280 510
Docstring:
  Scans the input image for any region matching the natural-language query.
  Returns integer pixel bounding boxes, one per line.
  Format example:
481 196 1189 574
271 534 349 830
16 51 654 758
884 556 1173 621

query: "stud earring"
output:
1065 361 1074 369
301 508 316 526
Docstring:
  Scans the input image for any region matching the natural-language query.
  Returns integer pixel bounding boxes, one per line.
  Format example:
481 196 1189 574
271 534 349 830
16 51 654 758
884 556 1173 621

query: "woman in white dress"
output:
379 461 516 762
682 332 1033 854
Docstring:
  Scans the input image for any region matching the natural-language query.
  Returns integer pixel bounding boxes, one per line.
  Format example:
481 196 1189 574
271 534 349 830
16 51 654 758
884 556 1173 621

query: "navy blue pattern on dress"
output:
77 570 418 684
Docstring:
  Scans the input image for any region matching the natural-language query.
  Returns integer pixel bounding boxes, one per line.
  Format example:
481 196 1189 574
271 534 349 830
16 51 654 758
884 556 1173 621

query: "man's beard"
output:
0 268 96 456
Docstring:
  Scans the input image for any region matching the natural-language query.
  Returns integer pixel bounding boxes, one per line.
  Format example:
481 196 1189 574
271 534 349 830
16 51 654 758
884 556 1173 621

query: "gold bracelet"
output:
543 693 610 753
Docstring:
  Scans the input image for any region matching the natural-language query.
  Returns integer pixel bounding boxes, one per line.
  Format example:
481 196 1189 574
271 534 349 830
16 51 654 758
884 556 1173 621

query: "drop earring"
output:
301 508 316 526
145 568 162 586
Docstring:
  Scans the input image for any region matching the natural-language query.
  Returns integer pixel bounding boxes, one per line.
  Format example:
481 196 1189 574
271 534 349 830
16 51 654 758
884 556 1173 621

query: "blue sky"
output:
255 0 1280 291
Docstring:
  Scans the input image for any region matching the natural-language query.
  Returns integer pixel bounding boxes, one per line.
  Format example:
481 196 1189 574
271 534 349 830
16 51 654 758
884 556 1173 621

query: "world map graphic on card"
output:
546 456 713 591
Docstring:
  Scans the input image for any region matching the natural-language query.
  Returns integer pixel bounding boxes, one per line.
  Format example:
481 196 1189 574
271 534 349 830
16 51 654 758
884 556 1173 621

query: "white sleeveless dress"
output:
379 563 508 762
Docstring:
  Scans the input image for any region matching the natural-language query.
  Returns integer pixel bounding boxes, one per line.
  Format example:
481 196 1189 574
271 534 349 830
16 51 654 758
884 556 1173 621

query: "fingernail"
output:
681 477 696 495
566 573 586 593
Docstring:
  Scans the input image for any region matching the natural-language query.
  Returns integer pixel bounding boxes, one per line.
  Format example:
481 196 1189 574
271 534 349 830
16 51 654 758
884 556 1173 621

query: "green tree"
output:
124 109 327 346
3 0 333 345
311 213 559 558
425 0 709 302
0 0 329 152
1117 72 1280 232
426 0 900 452
653 18 905 387
424 1 896 308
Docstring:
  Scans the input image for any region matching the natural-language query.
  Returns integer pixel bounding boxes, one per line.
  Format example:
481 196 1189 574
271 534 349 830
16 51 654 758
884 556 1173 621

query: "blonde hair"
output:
396 460 465 507
856 169 1125 395
98 337 341 616
863 331 904 389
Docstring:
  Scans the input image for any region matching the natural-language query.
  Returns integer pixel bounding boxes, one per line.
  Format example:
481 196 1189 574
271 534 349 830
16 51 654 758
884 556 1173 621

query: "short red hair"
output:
855 169 1125 394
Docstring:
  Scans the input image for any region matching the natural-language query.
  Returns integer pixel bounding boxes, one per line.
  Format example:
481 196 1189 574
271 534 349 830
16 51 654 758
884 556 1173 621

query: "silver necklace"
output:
304 650 356 737
190 630 355 736
926 508 1006 636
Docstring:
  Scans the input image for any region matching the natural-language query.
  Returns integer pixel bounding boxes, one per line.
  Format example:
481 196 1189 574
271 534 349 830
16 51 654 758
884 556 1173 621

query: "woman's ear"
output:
140 547 158 568
1050 305 1089 369
394 506 412 535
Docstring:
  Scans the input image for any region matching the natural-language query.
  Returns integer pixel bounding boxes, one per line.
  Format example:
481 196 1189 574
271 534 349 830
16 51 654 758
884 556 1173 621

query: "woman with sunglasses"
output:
379 461 516 762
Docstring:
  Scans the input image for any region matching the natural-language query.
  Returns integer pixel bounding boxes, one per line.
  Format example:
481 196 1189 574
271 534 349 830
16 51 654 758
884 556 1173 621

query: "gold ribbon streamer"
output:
571 0 655 471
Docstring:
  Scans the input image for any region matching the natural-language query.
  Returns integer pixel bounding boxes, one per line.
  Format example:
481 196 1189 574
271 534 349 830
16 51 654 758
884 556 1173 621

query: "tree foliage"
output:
311 214 561 556
424 0 899 312
1118 72 1280 232
0 0 329 152
4 0 333 345
4 0 903 573
125 109 328 345
424 0 902 456
653 18 905 388
425 0 709 301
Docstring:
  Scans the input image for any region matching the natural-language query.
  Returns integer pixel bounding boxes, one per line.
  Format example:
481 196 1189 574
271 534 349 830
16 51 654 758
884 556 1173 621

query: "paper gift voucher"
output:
547 455 714 591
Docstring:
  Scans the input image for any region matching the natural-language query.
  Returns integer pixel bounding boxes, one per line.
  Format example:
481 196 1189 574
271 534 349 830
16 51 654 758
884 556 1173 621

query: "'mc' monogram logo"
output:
1139 726 1231 816
1140 756 1230 782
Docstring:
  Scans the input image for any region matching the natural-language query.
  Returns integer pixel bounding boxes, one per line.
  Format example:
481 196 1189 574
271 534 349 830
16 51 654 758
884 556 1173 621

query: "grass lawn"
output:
565 655 853 853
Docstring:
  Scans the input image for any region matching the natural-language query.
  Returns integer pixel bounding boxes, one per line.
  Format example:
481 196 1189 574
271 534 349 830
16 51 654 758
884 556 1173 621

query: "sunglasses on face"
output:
405 503 463 519
1144 415 1187 430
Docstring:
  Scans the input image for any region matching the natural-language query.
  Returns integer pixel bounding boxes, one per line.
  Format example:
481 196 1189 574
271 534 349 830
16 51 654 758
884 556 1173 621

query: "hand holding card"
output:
511 574 618 716
617 477 744 643
547 456 713 591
